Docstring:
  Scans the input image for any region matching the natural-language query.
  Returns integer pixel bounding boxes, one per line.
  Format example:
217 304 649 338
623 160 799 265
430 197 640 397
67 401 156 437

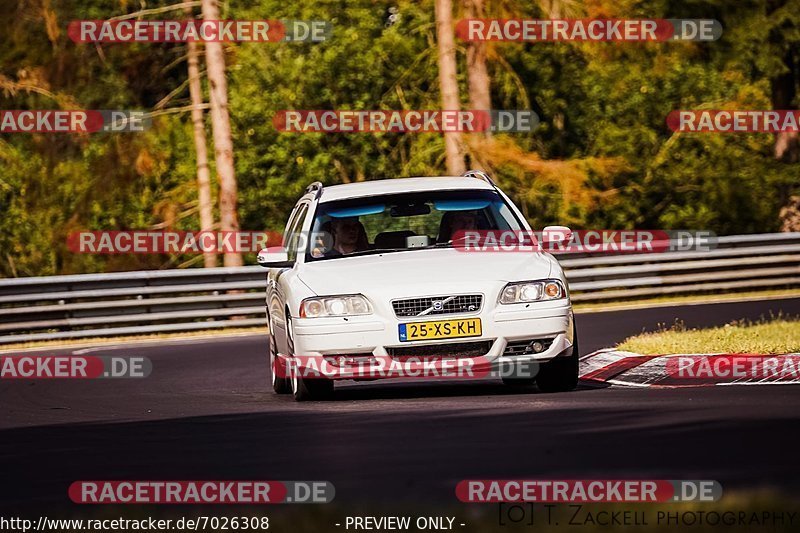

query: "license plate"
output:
398 318 482 342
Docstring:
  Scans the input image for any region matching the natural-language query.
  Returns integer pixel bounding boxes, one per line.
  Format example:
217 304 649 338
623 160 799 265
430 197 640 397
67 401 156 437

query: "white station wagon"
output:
258 171 579 400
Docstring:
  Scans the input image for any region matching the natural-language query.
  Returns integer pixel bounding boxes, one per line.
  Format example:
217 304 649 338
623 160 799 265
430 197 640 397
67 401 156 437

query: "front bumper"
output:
289 301 574 380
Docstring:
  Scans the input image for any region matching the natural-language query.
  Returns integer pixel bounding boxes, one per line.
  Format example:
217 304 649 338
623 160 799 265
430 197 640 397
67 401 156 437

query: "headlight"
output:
300 294 372 317
499 280 566 304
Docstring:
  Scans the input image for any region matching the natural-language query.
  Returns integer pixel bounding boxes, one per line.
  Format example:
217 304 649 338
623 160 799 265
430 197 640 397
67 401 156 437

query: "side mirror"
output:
257 248 294 268
540 226 573 249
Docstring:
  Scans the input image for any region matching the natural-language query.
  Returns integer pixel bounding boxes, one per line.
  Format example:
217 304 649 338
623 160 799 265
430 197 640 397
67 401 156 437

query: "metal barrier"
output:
1 233 798 344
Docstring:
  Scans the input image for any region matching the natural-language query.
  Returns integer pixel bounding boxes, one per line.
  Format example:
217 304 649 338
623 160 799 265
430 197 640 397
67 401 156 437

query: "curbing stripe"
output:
579 350 800 387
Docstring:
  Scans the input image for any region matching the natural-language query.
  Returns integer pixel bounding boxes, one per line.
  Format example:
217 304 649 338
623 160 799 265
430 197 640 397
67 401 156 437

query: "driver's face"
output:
451 212 477 231
333 217 361 245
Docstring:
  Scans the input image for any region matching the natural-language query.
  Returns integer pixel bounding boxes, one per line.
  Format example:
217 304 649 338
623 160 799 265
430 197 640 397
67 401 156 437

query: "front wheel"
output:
535 324 580 393
502 376 536 387
271 351 291 394
285 314 333 401
290 370 334 401
269 313 291 394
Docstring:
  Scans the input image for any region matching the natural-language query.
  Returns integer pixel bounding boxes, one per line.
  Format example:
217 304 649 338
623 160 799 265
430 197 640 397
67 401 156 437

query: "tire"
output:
535 324 580 393
269 313 291 394
290 370 334 401
502 376 536 386
270 348 291 394
285 313 333 401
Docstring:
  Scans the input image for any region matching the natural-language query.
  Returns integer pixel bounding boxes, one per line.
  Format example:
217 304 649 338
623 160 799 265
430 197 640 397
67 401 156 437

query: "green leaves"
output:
0 0 798 276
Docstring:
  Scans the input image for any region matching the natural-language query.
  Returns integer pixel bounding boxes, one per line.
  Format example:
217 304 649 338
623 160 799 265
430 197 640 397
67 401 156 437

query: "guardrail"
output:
0 233 798 345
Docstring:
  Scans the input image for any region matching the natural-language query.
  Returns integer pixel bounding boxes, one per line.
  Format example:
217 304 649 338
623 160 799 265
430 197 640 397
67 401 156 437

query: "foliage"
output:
617 318 800 354
0 0 798 276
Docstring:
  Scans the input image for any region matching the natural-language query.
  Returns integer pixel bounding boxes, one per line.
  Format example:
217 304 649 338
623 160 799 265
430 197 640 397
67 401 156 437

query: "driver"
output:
438 211 479 243
450 211 478 233
327 217 369 256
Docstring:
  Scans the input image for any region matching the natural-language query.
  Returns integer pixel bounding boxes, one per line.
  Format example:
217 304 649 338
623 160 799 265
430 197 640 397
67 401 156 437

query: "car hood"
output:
298 248 555 296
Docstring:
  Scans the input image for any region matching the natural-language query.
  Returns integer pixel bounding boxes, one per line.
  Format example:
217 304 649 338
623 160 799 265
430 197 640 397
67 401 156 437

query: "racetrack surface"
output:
1 297 799 508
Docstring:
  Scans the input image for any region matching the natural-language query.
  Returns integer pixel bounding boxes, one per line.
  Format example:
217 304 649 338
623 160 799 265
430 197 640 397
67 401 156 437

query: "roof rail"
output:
305 181 324 199
463 170 495 186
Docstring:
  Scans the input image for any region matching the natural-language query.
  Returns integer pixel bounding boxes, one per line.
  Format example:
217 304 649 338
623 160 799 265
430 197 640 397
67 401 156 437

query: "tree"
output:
2 0 798 277
185 8 216 268
201 0 242 266
435 0 467 174
463 0 491 117
767 0 800 163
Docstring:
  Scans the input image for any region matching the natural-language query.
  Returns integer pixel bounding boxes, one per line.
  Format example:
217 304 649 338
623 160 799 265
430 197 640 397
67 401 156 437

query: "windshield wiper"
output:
328 243 454 259
340 247 409 257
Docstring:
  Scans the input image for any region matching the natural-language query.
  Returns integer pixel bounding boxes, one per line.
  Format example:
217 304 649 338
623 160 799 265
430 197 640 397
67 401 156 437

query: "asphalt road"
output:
1 296 800 509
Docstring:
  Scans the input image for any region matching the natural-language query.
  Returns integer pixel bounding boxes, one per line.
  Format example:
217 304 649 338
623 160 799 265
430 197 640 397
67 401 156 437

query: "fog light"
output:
324 355 376 367
529 341 545 353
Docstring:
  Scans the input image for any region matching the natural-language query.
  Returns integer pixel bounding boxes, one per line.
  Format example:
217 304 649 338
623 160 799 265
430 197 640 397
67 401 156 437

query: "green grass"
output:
617 318 800 355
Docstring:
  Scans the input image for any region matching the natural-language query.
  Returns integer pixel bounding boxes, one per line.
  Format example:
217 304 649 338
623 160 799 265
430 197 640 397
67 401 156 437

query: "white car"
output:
259 171 579 401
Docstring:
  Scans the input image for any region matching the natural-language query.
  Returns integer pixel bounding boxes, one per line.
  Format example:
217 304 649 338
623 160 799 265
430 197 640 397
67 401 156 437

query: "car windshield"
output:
306 189 523 261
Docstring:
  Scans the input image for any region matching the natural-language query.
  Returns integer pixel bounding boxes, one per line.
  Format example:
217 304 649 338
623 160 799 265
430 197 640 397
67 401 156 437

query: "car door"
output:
268 201 310 356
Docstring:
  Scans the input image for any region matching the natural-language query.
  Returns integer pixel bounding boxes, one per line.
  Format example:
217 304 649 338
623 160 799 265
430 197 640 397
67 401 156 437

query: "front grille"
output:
504 338 555 356
387 340 493 359
392 294 483 318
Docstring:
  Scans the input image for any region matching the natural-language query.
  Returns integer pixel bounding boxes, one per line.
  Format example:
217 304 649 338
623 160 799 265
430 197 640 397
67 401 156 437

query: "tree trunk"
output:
767 0 799 162
464 0 491 137
185 13 217 268
772 48 799 163
435 0 466 175
201 0 242 266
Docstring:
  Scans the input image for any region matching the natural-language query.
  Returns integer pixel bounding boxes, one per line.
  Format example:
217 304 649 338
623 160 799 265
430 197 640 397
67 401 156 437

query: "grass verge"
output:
617 318 800 355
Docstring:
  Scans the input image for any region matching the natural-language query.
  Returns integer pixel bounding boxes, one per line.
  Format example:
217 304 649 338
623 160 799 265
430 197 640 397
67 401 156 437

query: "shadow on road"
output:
298 379 606 402
2 385 799 510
